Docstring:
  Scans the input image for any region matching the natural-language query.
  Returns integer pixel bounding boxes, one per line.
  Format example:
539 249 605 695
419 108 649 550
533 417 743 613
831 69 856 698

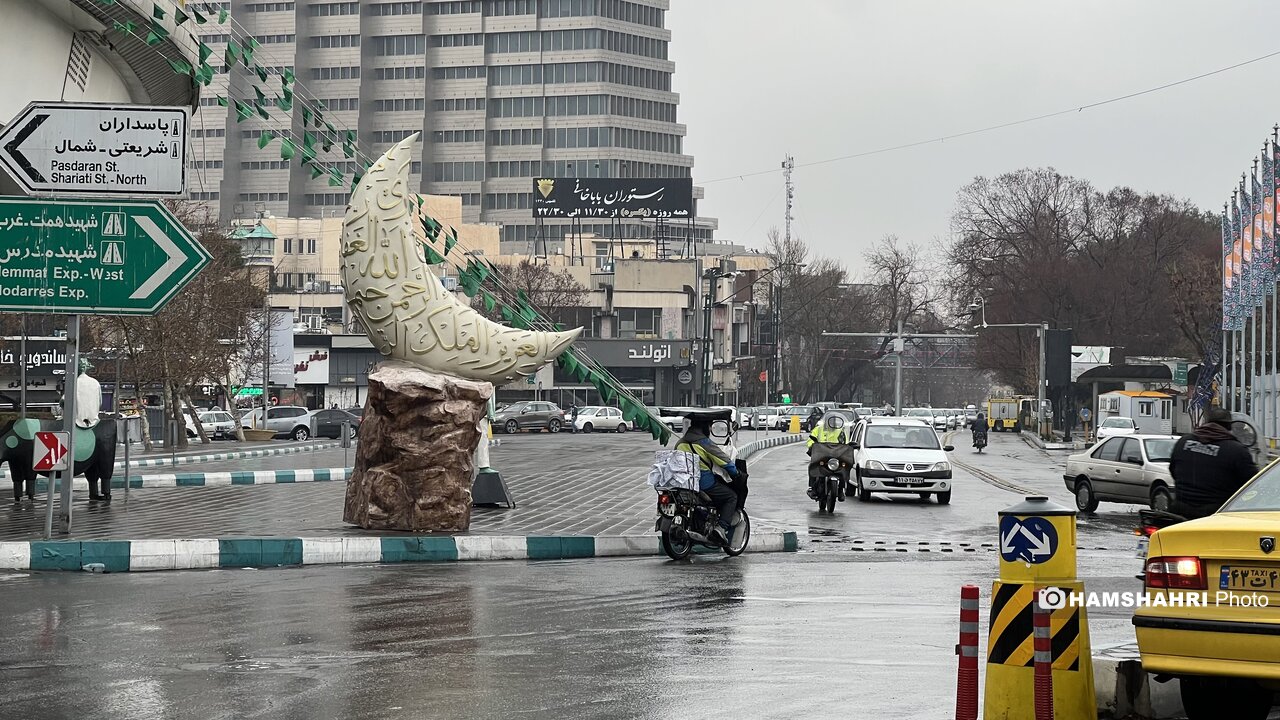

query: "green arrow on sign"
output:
0 197 210 315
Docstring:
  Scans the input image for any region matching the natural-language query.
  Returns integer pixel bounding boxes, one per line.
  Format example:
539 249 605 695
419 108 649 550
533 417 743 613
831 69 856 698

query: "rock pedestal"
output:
344 361 491 532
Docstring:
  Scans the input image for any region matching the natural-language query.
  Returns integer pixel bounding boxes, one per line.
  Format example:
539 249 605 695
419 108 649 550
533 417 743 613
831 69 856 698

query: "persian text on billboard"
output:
532 178 693 219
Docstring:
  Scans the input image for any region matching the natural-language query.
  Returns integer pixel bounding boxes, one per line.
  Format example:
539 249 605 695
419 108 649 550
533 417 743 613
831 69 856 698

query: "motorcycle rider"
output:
675 416 741 545
806 413 850 499
972 411 988 448
805 406 825 433
1169 408 1258 520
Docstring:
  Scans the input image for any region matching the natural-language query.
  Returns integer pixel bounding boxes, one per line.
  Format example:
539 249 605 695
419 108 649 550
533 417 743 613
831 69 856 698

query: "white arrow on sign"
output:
1019 525 1053 558
130 215 187 300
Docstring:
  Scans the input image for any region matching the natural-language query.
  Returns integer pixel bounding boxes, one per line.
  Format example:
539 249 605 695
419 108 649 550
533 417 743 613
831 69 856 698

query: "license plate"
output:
659 504 675 516
897 477 924 485
1220 565 1280 592
1135 536 1149 559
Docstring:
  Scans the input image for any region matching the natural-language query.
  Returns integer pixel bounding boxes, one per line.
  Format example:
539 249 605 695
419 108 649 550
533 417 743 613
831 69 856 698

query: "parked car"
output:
1133 459 1280 718
186 409 236 440
493 401 566 434
903 408 935 427
241 405 314 440
574 406 630 433
755 407 783 430
1096 416 1137 443
964 405 978 427
310 408 361 439
786 405 818 430
1063 434 1178 512
848 416 955 504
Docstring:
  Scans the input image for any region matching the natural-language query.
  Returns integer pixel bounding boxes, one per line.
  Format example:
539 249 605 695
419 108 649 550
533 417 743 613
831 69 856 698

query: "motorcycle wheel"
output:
661 530 694 560
724 511 751 557
823 479 837 513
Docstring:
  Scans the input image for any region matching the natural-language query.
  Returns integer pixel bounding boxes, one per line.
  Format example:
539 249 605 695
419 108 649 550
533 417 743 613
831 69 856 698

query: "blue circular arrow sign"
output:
999 515 1059 564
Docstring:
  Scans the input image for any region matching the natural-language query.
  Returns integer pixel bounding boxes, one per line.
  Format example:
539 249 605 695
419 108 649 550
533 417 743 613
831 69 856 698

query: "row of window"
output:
432 65 486 80
367 2 423 15
192 160 223 169
191 191 220 201
245 1 294 10
428 1 482 14
373 98 426 112
499 222 711 244
487 94 676 122
486 128 542 146
192 128 226 138
433 129 485 143
242 160 292 170
374 35 426 56
488 62 671 91
309 2 358 16
255 34 295 44
191 3 229 14
431 33 483 48
432 162 485 182
199 34 231 45
483 30 668 60
281 237 319 254
433 97 486 112
545 126 681 153
243 129 292 139
541 0 664 28
484 192 533 210
376 66 427 80
312 34 360 48
313 66 360 80
319 98 360 111
371 129 420 143
240 192 289 202
305 193 350 206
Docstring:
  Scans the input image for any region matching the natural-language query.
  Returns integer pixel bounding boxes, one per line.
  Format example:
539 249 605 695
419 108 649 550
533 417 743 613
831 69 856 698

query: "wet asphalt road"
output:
0 431 1155 719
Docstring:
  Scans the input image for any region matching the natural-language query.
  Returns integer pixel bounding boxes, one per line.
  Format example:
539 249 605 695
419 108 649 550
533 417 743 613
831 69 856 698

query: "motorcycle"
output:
1134 508 1187 580
651 407 751 561
972 430 988 453
808 442 856 513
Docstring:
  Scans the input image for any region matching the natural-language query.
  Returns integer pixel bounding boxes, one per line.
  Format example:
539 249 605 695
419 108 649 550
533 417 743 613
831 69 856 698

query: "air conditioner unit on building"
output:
441 276 459 292
733 307 746 324
305 315 323 332
302 282 318 293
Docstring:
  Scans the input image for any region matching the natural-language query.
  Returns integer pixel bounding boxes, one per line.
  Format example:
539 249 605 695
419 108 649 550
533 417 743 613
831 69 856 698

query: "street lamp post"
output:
823 323 976 417
969 297 1050 440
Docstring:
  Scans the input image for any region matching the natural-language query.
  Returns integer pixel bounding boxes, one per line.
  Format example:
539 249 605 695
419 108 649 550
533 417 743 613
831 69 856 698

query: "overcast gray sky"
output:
667 0 1280 274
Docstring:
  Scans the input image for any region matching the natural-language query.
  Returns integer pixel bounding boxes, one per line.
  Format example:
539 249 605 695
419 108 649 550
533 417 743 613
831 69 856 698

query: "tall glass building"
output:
188 0 716 252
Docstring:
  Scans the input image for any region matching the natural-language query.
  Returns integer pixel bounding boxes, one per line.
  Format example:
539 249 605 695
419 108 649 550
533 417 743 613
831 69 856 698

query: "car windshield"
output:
1143 438 1176 463
504 403 527 413
579 407 601 416
865 425 941 449
906 409 933 417
1222 462 1280 512
1101 418 1134 429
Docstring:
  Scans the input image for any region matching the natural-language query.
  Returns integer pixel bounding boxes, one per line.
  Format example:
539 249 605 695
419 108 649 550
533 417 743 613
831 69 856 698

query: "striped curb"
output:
0 441 341 479
738 432 805 460
34 467 353 492
0 531 799 573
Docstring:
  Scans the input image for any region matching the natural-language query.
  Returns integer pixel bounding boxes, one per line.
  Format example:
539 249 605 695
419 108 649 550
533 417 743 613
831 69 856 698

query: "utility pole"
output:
823 325 977 417
1038 322 1047 439
782 155 794 243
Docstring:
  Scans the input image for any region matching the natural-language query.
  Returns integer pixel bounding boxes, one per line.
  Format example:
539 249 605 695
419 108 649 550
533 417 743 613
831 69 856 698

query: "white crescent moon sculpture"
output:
340 134 581 384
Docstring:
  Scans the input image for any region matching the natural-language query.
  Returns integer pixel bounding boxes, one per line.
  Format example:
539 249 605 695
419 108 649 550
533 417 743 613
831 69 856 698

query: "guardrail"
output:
738 432 805 461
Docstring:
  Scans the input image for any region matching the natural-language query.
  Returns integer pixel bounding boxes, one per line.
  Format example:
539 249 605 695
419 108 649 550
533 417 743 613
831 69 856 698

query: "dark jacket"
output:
1169 423 1257 511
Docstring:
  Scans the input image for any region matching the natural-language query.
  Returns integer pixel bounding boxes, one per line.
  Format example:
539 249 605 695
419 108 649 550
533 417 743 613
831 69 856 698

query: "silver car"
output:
494 401 566 434
1063 434 1178 512
241 405 314 440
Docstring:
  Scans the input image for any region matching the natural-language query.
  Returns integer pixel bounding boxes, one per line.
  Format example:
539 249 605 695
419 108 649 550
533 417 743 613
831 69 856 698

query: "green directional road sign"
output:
0 197 210 315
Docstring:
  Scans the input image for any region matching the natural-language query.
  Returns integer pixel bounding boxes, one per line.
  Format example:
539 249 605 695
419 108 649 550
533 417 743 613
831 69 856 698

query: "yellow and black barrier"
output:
984 496 1096 720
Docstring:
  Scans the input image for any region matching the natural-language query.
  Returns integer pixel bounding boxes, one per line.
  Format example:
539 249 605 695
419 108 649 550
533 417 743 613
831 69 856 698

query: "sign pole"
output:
58 314 79 534
18 314 26 418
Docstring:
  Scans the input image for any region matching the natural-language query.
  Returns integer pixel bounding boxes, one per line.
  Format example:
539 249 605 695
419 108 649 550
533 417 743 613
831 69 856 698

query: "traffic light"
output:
781 393 791 404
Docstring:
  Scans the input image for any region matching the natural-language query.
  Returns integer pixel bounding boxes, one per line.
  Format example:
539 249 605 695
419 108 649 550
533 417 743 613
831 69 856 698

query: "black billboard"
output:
532 178 693 219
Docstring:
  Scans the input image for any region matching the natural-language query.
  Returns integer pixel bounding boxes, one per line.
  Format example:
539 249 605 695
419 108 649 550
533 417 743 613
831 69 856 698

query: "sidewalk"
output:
0 439 341 478
0 432 805 571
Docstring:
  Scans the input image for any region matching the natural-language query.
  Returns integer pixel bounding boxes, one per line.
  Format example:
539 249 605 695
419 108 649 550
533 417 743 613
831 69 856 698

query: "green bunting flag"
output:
145 21 169 45
444 228 458 254
256 130 275 150
482 290 497 314
422 215 442 243
328 166 344 187
112 20 136 35
217 96 229 107
225 41 241 69
254 65 268 83
282 67 295 86
152 3 165 20
192 7 207 23
234 100 253 122
279 138 296 161
309 164 325 180
198 42 213 63
174 7 190 25
278 87 293 111
195 62 214 86
425 245 445 265
350 168 365 190
459 270 481 298
343 130 356 158
168 58 193 76
301 107 313 127
218 8 229 23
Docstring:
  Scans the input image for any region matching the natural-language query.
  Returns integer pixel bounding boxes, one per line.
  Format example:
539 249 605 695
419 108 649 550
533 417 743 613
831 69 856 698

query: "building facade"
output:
188 0 717 253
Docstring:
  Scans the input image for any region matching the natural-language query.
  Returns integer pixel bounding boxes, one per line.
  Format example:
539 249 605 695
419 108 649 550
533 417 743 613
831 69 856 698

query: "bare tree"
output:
470 259 586 323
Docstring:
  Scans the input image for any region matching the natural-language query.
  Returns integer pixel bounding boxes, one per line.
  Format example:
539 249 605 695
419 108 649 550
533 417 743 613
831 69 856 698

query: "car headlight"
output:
865 460 886 471
932 461 951 473
825 458 841 471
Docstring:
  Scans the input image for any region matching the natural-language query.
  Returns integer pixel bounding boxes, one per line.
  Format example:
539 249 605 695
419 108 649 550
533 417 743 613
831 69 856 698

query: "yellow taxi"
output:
1134 460 1280 719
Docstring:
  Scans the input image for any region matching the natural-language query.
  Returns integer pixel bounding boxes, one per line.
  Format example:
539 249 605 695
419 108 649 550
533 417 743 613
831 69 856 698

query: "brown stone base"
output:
343 361 491 532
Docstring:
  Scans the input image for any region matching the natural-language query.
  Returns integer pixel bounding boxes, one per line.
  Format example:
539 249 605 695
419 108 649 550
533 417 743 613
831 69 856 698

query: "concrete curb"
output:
34 467 353 492
0 531 800 573
1092 643 1181 719
0 441 342 480
738 432 805 460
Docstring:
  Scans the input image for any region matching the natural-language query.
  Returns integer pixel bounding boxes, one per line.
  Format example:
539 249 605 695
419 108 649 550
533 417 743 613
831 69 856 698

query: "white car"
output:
755 407 782 430
573 406 629 433
849 417 955 504
186 409 236 440
1096 416 1137 443
1063 434 1177 512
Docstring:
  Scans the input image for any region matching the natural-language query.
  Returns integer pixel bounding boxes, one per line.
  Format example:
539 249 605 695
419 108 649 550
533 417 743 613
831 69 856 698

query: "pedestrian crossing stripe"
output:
986 581 1081 670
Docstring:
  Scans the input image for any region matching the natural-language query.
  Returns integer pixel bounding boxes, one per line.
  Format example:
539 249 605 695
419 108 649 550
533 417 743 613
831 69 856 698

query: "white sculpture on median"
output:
339 133 580 383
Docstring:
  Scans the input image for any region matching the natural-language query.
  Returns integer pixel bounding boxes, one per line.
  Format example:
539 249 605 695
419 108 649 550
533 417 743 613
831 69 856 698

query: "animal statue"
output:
340 133 580 383
1 417 117 503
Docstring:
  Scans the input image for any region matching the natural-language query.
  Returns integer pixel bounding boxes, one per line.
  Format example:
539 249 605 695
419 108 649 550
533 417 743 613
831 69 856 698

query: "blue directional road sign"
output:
999 515 1059 564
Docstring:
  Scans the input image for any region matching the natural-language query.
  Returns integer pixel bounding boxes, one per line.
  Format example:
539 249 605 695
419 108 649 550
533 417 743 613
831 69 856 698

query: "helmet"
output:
825 414 845 430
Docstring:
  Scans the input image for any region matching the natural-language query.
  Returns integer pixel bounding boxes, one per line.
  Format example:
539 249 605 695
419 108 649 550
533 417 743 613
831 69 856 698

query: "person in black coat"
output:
1169 408 1258 520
